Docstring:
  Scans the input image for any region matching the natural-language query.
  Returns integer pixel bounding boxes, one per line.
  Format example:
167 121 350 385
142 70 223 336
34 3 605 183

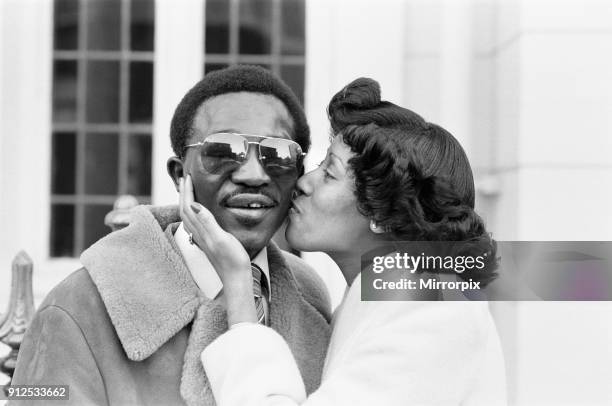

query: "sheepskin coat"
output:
11 206 332 406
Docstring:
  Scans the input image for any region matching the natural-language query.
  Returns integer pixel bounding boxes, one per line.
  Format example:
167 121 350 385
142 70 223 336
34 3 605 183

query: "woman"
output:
180 78 507 405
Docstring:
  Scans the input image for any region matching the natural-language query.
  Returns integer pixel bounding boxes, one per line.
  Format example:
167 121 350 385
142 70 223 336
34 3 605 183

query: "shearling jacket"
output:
11 206 332 406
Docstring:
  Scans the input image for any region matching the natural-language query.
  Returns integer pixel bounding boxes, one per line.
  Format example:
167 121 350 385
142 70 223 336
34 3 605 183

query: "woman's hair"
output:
328 78 497 286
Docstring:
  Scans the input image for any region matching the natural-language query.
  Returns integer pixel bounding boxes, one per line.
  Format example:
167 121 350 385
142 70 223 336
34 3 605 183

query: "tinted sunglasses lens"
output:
260 139 302 172
201 133 247 173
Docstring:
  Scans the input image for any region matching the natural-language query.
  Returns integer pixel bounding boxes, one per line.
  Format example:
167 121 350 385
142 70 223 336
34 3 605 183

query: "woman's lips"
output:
289 200 303 215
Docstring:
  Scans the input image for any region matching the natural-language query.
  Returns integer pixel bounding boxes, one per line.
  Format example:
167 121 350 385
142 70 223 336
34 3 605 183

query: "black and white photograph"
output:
1 0 611 405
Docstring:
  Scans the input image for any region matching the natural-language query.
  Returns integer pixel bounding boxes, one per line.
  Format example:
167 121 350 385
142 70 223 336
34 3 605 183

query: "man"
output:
12 66 332 405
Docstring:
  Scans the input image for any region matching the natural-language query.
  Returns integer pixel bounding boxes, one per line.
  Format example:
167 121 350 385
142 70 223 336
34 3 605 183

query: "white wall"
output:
483 1 612 404
152 0 204 207
0 0 56 306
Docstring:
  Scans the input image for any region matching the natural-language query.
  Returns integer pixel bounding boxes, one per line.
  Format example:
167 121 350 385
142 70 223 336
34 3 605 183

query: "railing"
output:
0 252 34 385
0 195 138 389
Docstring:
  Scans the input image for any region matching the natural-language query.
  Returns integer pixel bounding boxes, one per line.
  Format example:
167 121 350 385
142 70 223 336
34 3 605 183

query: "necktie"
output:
251 263 268 325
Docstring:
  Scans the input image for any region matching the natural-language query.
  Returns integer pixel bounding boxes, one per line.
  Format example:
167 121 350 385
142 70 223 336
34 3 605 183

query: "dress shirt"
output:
174 222 271 300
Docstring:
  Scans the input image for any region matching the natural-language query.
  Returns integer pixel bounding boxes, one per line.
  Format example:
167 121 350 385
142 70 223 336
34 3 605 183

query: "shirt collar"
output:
174 222 271 300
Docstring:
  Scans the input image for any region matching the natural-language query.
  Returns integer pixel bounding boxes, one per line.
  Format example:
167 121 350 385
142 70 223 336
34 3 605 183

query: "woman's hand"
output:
179 175 258 325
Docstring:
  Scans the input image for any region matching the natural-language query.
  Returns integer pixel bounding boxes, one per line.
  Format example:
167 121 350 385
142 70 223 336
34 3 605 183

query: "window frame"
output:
204 0 306 102
50 0 154 257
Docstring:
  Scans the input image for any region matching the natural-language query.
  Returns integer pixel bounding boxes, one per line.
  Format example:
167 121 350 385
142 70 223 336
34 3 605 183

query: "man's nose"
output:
230 146 272 186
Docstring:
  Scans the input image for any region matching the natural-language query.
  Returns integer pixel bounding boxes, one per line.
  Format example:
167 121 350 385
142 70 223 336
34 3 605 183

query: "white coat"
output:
202 275 507 406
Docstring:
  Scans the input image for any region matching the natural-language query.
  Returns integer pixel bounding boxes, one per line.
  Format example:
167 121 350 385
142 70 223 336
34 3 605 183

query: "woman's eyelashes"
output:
317 159 335 180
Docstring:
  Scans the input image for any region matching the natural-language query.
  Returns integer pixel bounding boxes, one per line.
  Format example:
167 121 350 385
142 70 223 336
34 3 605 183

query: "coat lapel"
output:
180 299 227 406
81 205 202 362
267 244 331 394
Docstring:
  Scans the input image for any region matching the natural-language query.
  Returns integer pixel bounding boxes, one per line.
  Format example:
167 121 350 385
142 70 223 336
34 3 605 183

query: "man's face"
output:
182 92 298 257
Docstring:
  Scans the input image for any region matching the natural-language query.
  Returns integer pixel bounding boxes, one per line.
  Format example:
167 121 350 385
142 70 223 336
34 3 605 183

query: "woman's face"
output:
286 136 374 253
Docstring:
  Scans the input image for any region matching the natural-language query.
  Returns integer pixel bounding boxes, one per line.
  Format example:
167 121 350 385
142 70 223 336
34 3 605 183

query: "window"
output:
204 0 305 104
51 0 155 257
204 0 305 253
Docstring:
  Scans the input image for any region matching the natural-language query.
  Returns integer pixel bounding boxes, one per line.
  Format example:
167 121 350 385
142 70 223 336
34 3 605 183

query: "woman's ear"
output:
167 156 184 192
369 220 387 234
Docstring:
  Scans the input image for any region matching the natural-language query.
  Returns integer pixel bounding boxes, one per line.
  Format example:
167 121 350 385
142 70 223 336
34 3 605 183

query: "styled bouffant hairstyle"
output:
170 65 310 157
328 78 497 286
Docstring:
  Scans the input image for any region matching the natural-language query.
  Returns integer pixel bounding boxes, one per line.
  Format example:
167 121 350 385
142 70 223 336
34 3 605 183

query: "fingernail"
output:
190 203 201 213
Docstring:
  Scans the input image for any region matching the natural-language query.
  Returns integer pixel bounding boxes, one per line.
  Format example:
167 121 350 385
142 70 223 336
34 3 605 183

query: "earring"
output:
370 220 385 234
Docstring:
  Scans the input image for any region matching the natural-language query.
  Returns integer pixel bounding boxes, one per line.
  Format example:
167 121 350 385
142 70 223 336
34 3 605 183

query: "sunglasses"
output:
184 132 305 175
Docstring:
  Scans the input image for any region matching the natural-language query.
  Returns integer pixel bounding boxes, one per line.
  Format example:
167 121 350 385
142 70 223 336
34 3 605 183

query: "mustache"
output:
220 188 279 205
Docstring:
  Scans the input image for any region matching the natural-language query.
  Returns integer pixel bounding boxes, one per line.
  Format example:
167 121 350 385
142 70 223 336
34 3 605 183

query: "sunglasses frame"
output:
184 132 306 173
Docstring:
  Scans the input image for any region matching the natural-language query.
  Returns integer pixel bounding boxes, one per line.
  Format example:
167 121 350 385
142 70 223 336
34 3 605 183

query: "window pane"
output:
86 61 120 123
129 61 154 123
84 132 119 194
53 60 78 122
86 0 121 50
281 0 305 55
127 134 152 195
239 0 272 54
52 132 77 194
50 204 75 257
281 65 304 105
83 204 113 251
131 0 155 51
54 0 79 50
205 0 230 54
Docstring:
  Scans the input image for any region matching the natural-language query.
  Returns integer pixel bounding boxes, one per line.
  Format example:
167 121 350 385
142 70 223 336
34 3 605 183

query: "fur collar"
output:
80 205 330 405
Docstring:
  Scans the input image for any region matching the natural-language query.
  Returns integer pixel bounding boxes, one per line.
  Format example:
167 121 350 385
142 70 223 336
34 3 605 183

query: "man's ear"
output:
167 156 184 192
